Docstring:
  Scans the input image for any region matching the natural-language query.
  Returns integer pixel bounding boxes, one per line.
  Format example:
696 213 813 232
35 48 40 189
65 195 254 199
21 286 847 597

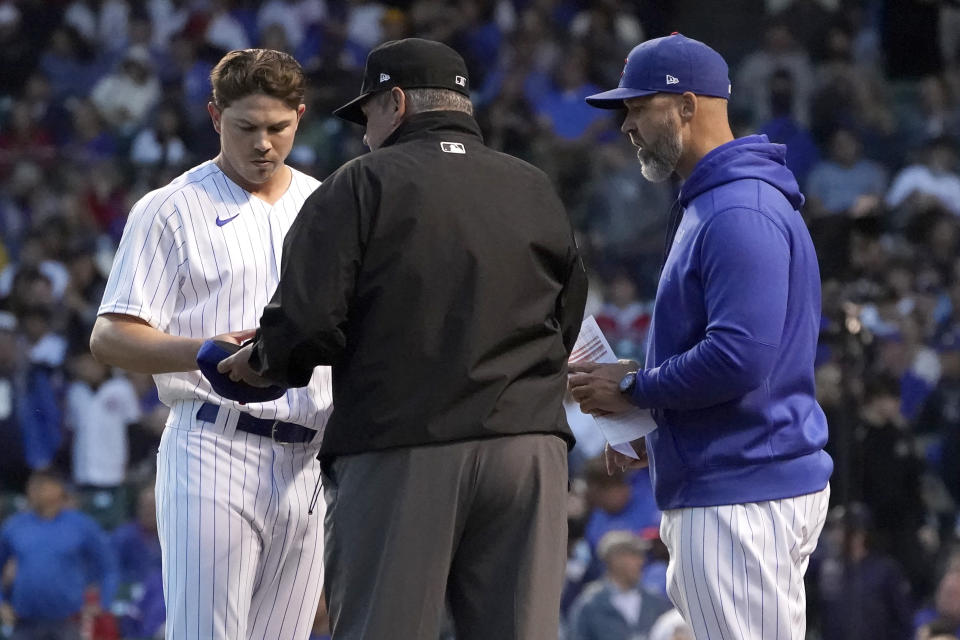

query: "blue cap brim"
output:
197 339 286 404
585 87 659 109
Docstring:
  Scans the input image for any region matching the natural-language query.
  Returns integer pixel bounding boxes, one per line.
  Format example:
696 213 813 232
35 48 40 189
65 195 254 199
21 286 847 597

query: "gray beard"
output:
638 150 675 182
636 125 682 183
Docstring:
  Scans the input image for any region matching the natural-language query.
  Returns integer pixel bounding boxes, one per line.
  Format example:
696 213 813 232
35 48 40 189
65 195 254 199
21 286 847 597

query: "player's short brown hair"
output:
210 48 305 110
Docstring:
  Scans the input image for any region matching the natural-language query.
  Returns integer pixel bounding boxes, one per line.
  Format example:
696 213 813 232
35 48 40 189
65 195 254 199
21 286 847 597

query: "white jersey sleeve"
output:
99 187 185 331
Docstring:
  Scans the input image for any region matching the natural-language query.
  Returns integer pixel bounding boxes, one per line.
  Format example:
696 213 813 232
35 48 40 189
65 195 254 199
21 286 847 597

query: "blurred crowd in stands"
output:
0 0 959 638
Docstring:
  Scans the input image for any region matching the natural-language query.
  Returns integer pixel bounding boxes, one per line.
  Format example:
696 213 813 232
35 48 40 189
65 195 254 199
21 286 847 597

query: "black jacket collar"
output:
381 111 484 148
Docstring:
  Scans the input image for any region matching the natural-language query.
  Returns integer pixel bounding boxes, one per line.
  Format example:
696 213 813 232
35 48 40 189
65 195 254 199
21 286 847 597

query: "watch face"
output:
619 372 636 394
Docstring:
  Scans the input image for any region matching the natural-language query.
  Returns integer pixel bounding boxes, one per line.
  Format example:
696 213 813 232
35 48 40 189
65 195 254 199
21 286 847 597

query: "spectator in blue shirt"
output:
111 483 161 587
806 127 887 218
568 530 672 640
564 458 662 613
15 303 65 473
38 26 104 104
759 68 820 187
112 483 164 639
0 470 117 640
583 458 660 552
532 49 608 142
119 568 165 640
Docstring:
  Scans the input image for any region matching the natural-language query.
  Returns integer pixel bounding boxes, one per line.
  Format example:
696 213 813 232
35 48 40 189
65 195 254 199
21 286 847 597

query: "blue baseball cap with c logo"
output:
585 33 731 109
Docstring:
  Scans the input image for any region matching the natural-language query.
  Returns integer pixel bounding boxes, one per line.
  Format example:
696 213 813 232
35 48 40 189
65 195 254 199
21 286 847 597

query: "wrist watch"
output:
618 370 638 396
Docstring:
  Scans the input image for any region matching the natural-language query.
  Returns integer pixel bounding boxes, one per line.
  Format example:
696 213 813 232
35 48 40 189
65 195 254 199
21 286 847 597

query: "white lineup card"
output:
568 315 657 459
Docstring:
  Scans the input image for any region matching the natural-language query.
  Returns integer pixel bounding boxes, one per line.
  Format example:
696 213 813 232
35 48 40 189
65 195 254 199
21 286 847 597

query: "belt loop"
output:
219 405 239 436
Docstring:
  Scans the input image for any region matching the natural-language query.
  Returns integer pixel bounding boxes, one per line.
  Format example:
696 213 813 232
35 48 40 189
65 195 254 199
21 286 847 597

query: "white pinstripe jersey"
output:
99 160 333 432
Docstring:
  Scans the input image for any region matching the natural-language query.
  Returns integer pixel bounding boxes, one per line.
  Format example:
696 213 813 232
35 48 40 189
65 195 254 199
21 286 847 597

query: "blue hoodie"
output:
630 135 833 510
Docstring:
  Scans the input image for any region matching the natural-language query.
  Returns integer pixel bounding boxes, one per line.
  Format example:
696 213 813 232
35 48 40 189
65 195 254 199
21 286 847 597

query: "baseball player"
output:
570 34 833 639
89 49 331 640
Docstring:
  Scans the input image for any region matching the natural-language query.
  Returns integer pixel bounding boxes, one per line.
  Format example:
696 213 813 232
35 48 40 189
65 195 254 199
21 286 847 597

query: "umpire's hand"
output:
568 361 636 416
216 332 274 388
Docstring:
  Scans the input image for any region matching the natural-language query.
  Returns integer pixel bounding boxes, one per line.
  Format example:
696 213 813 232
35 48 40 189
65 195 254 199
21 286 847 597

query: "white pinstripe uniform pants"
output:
156 401 325 640
660 485 830 640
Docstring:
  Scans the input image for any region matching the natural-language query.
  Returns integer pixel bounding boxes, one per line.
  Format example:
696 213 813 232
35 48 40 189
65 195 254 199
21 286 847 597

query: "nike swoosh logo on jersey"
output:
215 213 240 227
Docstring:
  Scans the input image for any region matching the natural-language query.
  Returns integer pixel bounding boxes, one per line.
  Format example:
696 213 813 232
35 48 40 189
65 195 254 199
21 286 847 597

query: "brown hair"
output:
210 48 305 110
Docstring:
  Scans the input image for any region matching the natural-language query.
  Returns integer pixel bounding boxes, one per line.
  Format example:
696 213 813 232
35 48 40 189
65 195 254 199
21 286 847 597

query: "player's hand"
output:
568 361 636 415
0 602 16 627
214 328 257 346
604 439 649 474
216 341 273 388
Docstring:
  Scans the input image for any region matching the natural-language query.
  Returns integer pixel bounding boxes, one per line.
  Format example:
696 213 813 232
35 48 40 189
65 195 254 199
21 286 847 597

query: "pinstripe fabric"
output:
157 400 325 640
99 161 333 429
660 485 830 640
102 161 332 640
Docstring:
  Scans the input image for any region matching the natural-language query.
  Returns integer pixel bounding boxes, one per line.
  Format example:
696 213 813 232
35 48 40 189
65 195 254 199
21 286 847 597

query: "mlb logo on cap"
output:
585 33 731 109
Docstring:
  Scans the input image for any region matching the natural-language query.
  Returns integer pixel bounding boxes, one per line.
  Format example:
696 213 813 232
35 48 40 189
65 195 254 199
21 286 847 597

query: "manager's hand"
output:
605 439 649 474
568 361 636 416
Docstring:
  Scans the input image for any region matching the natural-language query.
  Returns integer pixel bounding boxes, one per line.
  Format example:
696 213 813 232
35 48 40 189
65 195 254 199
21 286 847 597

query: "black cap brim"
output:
333 91 375 125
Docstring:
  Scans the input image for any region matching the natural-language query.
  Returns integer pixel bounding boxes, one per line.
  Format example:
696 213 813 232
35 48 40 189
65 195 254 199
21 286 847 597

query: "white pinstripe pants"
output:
156 401 325 640
660 485 830 640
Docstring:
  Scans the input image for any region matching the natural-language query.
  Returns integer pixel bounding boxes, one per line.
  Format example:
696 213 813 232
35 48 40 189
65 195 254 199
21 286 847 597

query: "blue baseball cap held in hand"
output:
585 33 731 109
197 339 286 404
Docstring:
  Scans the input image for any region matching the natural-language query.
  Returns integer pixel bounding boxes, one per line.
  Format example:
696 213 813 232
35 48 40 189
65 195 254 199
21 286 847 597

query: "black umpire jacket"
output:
250 110 588 463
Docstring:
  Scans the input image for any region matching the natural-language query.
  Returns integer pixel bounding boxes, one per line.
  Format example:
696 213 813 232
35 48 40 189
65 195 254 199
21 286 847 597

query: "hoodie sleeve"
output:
632 207 789 410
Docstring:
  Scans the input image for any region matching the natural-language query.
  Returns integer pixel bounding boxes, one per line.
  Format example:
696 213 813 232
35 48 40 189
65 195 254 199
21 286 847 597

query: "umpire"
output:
220 38 588 639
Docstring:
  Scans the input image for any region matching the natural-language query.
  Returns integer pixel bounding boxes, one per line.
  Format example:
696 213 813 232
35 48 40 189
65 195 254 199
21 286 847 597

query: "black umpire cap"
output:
333 38 470 125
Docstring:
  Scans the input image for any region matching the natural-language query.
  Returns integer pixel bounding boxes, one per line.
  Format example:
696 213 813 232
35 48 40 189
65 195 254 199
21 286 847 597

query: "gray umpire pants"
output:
322 433 568 640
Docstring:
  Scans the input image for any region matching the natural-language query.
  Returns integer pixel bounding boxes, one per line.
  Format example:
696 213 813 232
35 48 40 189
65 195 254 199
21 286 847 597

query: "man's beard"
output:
637 118 682 183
